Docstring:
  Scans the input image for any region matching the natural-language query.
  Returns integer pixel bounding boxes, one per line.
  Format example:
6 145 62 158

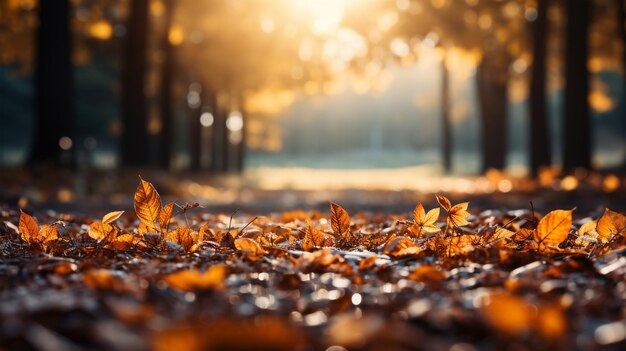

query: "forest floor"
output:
1 169 625 350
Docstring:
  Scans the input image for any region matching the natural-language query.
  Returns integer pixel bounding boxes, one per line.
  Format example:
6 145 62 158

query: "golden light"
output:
88 20 113 40
560 176 579 191
168 26 184 46
289 0 355 35
603 174 620 192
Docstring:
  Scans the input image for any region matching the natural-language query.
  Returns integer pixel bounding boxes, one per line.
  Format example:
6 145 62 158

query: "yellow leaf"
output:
159 202 175 231
435 194 451 211
535 209 573 247
412 203 440 236
302 225 325 251
596 208 626 243
19 209 38 245
234 238 267 258
164 265 226 291
102 210 124 224
134 176 162 229
330 202 350 235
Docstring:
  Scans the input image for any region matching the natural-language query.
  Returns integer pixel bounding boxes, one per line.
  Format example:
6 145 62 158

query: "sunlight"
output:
289 0 355 35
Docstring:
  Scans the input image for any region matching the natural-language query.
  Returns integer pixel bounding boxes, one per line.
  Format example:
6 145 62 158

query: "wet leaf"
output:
134 176 162 229
535 209 573 247
102 210 125 225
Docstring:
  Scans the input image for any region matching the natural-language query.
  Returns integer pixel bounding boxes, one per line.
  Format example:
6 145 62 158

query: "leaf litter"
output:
0 179 625 350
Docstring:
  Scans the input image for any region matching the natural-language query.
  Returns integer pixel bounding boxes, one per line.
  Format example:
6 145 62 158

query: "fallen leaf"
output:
435 194 451 211
19 209 39 245
165 228 194 251
88 222 118 242
234 238 267 258
596 208 626 243
302 224 325 251
102 210 125 225
482 293 532 335
411 203 440 236
134 176 162 229
383 236 420 257
535 209 573 247
408 264 447 286
164 265 226 291
330 202 351 236
159 202 175 231
38 224 59 249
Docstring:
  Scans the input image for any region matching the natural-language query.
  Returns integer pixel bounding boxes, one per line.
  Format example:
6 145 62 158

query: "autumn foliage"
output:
4 177 626 350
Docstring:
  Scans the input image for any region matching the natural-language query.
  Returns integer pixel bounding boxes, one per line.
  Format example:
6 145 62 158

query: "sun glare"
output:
289 0 355 35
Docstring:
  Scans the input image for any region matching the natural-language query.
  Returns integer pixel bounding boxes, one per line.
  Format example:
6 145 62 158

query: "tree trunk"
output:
529 0 551 177
477 49 509 173
189 90 204 171
31 0 73 165
210 95 227 174
158 0 174 169
563 0 591 172
617 0 626 168
441 53 452 173
235 94 246 174
121 0 150 166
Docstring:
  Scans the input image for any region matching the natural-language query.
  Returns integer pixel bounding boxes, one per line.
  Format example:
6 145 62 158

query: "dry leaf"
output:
234 238 267 258
596 208 626 243
302 225 325 251
165 228 194 251
164 265 226 291
111 233 140 250
383 236 420 257
411 203 440 236
88 222 117 242
159 202 175 231
102 210 125 224
435 194 451 211
19 209 38 245
447 202 470 227
134 176 162 229
38 224 59 247
535 209 573 247
408 265 447 286
577 220 597 237
330 202 351 236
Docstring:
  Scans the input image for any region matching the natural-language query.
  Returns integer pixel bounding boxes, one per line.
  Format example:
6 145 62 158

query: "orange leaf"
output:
134 176 162 229
19 209 39 245
38 224 59 246
435 194 451 211
159 202 175 231
408 265 447 286
383 236 420 257
110 233 139 250
447 202 470 227
164 265 226 291
330 202 351 235
88 222 117 242
577 220 597 237
165 228 194 251
482 293 532 335
412 203 440 235
102 210 125 224
234 238 267 258
596 208 626 243
535 209 573 247
303 225 325 251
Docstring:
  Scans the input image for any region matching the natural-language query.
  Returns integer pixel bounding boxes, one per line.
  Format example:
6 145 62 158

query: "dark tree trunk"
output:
158 0 174 169
235 95 246 174
121 0 149 166
529 0 551 177
221 106 231 173
441 54 452 173
189 90 206 171
210 96 227 174
31 0 73 165
618 0 626 168
563 0 591 172
477 49 509 173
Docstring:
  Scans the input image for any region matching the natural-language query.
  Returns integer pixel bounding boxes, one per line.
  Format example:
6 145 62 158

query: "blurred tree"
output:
31 0 74 165
441 52 452 173
158 0 175 170
529 0 551 177
120 0 150 166
563 0 591 172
